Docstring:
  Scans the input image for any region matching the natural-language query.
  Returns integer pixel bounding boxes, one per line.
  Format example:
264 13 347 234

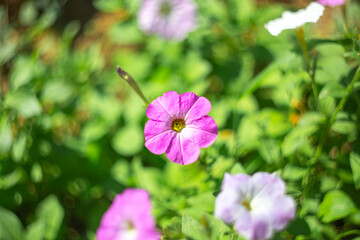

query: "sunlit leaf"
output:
0 207 23 240
36 195 64 240
318 190 357 223
350 152 360 190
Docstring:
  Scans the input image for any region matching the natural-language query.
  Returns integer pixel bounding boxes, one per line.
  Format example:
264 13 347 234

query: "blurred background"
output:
0 0 360 239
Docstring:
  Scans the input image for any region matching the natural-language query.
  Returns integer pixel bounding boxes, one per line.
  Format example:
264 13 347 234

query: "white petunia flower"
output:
265 2 325 36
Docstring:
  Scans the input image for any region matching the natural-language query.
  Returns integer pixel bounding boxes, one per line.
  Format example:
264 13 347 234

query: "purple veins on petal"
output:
180 92 212 120
165 132 200 165
185 116 218 148
144 91 218 165
146 91 179 121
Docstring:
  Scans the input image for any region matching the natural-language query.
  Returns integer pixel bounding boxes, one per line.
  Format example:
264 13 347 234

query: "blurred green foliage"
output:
0 0 360 239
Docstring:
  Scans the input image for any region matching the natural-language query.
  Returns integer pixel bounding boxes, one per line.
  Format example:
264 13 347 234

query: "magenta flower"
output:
215 173 296 240
96 189 160 240
317 0 345 7
144 91 218 165
138 0 197 41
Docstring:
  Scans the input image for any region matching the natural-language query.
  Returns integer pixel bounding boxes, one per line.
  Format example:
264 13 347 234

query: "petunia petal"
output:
185 116 218 148
165 133 200 165
144 120 171 141
249 172 286 199
146 91 179 121
222 173 251 192
96 226 120 240
234 213 273 240
252 195 296 231
317 0 345 7
145 130 175 155
214 186 246 223
96 189 159 240
179 92 211 121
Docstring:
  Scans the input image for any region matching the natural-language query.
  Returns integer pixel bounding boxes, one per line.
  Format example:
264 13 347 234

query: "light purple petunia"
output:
138 0 197 41
144 91 218 165
215 172 296 240
96 189 160 240
317 0 345 7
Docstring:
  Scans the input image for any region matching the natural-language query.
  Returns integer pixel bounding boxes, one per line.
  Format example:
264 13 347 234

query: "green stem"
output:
329 66 360 125
116 66 149 105
308 122 329 166
335 230 360 240
294 27 324 115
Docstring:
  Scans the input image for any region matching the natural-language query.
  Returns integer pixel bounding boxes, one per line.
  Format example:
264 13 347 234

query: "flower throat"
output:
159 2 172 16
172 119 185 132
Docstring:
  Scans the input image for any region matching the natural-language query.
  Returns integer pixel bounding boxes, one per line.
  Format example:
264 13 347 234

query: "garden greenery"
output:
0 0 360 239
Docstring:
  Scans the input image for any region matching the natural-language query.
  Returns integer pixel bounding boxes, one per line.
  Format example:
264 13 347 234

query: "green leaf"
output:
5 91 42 118
350 152 360 190
111 160 130 185
165 162 208 190
41 80 74 104
182 52 212 83
25 221 46 240
287 218 311 235
187 192 215 212
182 215 207 240
109 22 143 44
282 164 307 181
92 0 123 12
36 195 64 240
331 121 357 135
19 1 38 26
0 115 13 155
0 169 22 190
231 0 255 24
318 190 357 223
230 163 246 175
10 56 34 90
11 132 27 162
320 82 346 99
0 207 24 240
258 139 281 165
31 163 43 183
282 124 318 157
112 125 144 156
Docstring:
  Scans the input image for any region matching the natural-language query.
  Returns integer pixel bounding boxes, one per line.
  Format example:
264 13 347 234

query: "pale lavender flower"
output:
96 189 160 240
317 0 345 7
138 0 197 41
215 173 296 240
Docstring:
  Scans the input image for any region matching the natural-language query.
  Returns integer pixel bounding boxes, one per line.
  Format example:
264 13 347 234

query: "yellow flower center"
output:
159 2 172 16
242 199 252 211
172 119 185 132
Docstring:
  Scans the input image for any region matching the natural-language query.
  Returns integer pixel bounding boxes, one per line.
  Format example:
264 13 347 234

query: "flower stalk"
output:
329 65 360 124
116 66 149 105
294 27 324 115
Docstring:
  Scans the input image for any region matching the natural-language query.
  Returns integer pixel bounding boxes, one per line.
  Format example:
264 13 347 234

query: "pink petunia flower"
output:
215 172 296 240
96 189 160 240
138 0 197 41
144 91 218 165
317 0 345 7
